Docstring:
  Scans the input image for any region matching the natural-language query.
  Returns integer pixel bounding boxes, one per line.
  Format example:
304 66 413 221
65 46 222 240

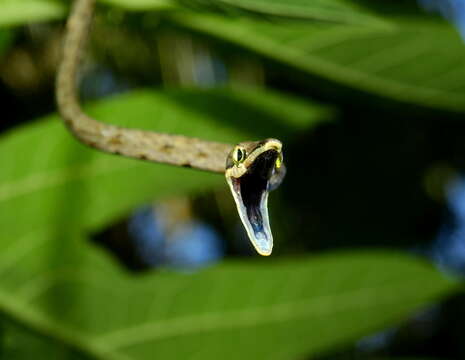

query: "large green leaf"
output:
0 87 329 239
0 0 66 27
0 244 456 360
99 0 386 26
0 86 329 357
178 0 387 26
168 13 465 113
0 88 456 359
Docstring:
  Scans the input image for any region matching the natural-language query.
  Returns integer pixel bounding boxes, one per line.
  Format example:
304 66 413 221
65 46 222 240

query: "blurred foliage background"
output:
0 0 465 359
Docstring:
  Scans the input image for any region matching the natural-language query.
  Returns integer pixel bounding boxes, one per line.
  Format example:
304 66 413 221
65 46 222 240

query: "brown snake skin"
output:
56 0 233 173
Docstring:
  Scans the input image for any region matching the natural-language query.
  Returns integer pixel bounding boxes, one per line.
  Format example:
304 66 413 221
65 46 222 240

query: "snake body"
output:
56 0 231 173
56 0 285 255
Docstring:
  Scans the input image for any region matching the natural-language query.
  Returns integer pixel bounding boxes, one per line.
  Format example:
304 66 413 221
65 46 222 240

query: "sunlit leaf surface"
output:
0 0 66 27
99 0 175 11
0 243 455 360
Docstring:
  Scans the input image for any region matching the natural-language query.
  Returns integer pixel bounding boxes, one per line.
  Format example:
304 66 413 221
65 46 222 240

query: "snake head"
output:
225 138 285 256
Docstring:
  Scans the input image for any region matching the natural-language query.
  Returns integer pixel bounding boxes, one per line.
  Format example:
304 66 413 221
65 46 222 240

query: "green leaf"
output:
99 0 386 26
0 87 329 239
168 13 465 113
178 0 388 26
99 0 176 11
0 0 66 27
0 29 13 55
0 246 456 359
0 88 455 359
0 86 328 357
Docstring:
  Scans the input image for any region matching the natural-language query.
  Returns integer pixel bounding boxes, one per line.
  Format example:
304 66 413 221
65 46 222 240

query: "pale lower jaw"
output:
226 174 274 256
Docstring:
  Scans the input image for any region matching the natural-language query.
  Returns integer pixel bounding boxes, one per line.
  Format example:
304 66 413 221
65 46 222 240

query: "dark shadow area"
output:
92 217 151 272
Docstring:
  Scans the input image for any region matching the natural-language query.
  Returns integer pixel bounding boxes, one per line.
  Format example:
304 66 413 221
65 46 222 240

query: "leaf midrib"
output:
94 281 446 350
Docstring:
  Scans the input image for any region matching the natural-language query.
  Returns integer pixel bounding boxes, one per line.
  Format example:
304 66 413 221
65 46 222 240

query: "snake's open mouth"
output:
227 149 278 256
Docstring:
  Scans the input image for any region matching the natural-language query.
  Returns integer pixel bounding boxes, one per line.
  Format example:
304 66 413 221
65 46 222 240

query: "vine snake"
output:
56 0 286 256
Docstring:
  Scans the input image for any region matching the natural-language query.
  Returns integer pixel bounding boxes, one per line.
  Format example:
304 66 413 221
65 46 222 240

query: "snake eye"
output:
275 152 283 169
232 147 246 164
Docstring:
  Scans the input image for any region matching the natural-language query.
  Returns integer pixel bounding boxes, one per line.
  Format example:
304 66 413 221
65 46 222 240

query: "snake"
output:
56 0 286 256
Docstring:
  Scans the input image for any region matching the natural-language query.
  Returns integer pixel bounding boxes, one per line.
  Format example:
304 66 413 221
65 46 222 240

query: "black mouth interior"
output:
237 150 278 233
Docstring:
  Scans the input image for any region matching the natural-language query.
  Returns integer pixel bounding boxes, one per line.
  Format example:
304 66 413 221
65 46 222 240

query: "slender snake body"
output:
56 0 232 173
56 0 285 256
